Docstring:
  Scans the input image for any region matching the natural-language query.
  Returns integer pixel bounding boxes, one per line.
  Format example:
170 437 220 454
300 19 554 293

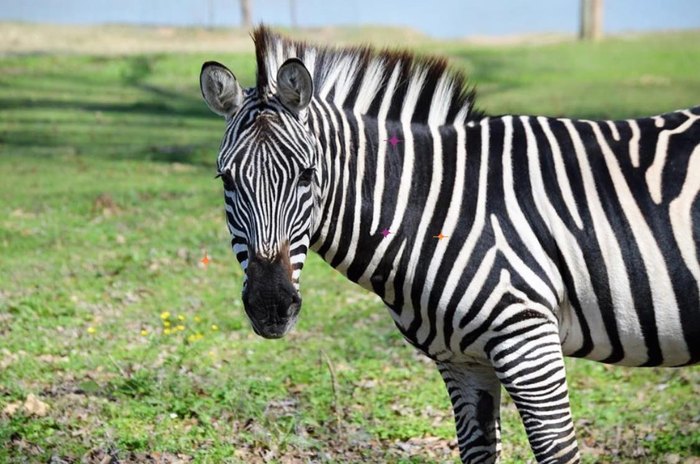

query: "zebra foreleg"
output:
437 361 502 464
488 322 580 464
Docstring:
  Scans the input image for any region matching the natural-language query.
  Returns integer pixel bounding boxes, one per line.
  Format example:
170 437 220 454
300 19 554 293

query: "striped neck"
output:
306 99 470 302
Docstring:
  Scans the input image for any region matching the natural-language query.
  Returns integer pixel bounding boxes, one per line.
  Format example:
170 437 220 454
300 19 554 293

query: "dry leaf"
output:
24 393 50 417
2 402 21 416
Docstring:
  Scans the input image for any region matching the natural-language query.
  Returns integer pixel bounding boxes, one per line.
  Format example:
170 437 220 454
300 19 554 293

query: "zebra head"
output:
200 58 318 339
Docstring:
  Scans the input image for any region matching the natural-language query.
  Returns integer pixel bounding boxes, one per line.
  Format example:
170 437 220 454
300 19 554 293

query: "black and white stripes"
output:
200 27 700 463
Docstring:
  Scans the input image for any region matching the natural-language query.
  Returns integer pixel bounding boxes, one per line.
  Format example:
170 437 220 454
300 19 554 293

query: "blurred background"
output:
1 2 699 463
3 0 700 38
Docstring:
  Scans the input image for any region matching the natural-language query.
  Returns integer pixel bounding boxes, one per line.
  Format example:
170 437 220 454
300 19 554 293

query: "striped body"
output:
309 109 700 368
200 27 700 463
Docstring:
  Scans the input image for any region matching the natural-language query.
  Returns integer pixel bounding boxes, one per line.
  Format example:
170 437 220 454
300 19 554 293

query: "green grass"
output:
1 28 699 463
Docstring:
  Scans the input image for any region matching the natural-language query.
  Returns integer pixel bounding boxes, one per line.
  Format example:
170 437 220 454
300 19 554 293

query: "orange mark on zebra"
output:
433 233 448 240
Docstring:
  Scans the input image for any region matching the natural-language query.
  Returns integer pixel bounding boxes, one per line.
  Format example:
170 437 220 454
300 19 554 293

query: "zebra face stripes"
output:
201 27 700 464
201 60 320 339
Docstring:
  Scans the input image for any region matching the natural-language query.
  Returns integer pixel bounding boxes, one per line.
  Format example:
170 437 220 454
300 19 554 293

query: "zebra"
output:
199 26 700 463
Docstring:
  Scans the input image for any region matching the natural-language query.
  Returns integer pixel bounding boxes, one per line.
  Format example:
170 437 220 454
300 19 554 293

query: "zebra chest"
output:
377 286 492 365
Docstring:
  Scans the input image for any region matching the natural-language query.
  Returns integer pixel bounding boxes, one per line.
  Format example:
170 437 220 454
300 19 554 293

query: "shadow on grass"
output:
0 54 223 167
0 97 208 118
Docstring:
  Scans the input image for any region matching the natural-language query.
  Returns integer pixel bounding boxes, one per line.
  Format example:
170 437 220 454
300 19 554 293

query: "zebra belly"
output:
561 302 696 367
552 204 699 367
560 302 665 367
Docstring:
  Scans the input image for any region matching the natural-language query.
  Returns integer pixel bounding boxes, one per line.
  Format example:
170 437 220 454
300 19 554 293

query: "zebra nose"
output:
243 288 296 314
242 254 300 321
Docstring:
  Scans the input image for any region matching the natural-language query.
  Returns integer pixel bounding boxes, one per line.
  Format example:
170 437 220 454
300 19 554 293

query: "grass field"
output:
1 25 699 463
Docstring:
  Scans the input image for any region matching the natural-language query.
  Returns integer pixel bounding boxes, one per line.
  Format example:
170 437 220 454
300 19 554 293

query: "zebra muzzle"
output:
242 254 301 339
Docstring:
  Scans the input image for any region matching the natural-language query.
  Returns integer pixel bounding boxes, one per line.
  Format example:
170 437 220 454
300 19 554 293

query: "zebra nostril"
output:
272 292 300 319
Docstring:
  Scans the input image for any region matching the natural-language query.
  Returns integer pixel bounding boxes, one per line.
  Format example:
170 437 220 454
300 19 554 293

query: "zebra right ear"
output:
276 58 313 113
200 61 244 117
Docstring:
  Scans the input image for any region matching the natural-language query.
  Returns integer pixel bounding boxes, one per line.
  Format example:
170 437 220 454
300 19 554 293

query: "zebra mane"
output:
252 26 480 125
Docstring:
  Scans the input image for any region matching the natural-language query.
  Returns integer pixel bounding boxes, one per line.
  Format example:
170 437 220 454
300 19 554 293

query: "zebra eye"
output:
218 170 235 190
297 167 315 187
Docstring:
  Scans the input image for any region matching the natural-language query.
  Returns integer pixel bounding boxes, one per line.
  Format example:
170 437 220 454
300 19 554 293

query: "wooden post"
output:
580 0 604 41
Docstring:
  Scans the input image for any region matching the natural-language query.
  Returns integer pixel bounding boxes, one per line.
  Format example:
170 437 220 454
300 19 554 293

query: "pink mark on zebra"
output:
386 133 402 153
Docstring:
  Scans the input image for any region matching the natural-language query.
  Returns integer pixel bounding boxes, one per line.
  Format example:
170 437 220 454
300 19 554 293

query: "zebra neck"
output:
307 100 470 302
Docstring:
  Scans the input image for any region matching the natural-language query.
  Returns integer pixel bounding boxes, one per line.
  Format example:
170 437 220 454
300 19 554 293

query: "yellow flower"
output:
87 326 96 334
177 315 185 321
211 324 219 331
176 324 185 331
163 320 171 327
140 329 148 336
164 328 172 335
194 316 202 323
187 332 204 343
160 311 170 320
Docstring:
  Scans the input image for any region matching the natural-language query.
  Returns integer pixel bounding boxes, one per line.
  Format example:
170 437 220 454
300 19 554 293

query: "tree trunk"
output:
579 0 603 41
240 0 252 29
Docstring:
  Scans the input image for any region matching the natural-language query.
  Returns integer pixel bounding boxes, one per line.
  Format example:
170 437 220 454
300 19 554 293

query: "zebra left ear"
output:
276 58 313 113
200 61 243 117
